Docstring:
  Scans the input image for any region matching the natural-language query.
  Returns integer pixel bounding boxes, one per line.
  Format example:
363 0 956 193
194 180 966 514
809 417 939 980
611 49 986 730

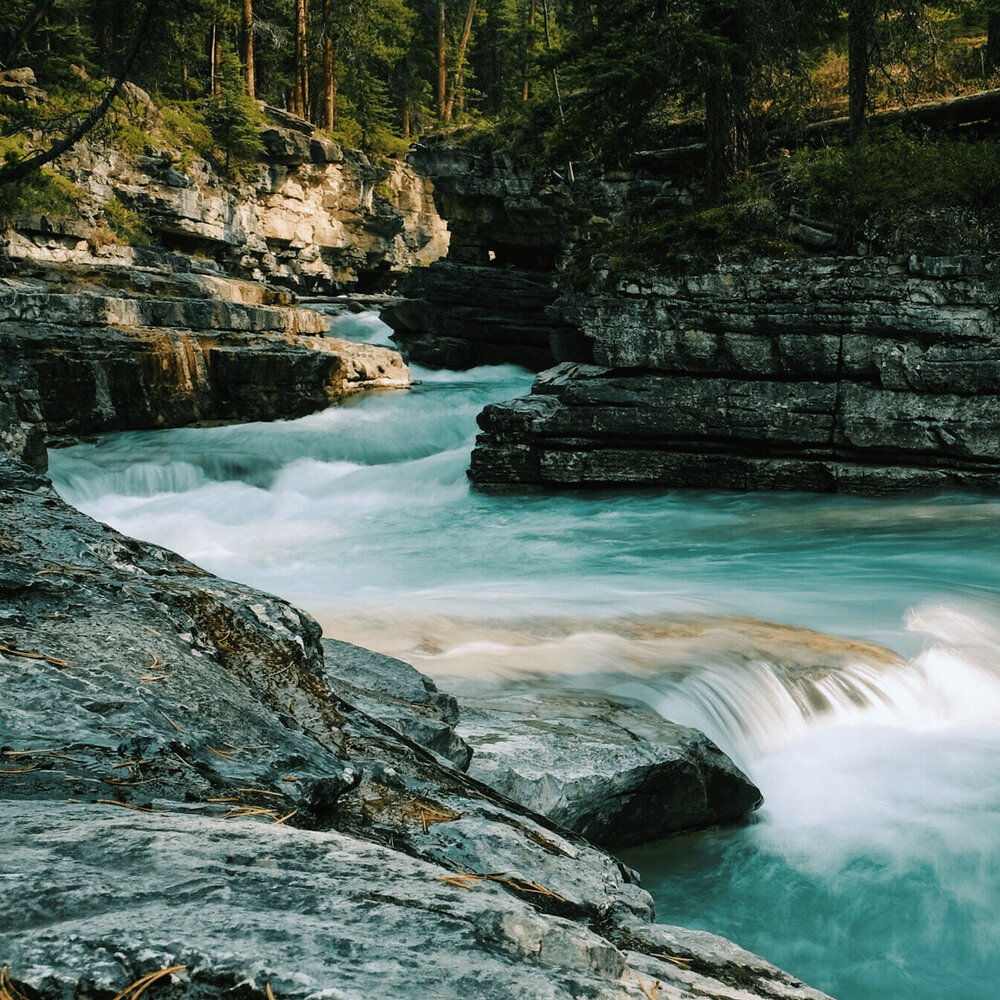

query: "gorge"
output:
3 97 1000 1000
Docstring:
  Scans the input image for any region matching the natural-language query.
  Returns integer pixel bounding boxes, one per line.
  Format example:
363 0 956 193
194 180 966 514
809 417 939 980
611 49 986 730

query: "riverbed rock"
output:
0 265 410 439
0 458 832 1000
469 257 1000 495
322 637 473 769
454 692 762 846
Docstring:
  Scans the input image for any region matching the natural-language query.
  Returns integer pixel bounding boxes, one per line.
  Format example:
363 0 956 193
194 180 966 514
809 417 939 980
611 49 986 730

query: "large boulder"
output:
456 691 762 846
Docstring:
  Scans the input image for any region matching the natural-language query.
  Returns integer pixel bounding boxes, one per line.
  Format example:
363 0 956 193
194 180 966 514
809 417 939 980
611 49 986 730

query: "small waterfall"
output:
45 311 1000 1000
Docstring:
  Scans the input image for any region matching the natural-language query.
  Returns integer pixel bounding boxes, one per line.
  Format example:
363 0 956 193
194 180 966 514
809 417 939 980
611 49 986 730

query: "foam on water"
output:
47 311 1000 1000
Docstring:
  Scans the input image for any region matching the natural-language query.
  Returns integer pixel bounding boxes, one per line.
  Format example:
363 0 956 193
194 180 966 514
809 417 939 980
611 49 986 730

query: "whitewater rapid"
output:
48 309 1000 1000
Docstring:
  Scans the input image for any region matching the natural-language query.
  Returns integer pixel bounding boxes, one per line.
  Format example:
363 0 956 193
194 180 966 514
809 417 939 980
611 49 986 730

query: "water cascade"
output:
49 311 1000 1000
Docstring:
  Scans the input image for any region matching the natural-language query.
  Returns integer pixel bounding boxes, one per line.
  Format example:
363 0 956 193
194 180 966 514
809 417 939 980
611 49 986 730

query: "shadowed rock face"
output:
470 256 1000 495
0 458 832 1000
381 261 584 371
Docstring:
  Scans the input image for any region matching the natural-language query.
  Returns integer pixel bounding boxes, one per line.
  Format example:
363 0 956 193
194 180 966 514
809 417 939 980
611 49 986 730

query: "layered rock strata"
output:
0 457 831 1000
0 264 409 444
381 139 695 369
5 113 448 294
470 255 1000 495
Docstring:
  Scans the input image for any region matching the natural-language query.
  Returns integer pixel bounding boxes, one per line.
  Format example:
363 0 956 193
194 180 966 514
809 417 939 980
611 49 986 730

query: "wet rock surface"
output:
0 458 832 1000
470 256 1000 495
0 264 410 439
453 690 762 846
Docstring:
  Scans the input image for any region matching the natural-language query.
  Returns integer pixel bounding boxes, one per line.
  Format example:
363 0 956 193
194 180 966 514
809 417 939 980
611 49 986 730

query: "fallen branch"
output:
110 965 186 1000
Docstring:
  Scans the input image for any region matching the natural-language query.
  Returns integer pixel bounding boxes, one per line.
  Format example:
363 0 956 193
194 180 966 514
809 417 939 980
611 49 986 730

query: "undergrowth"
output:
786 126 1000 248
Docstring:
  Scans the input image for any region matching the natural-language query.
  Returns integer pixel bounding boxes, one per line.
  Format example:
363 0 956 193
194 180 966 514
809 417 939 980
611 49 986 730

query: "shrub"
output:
786 127 1000 246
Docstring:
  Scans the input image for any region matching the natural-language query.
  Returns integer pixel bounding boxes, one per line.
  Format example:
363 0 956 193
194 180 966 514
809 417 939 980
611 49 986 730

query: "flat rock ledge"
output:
454 691 762 846
0 262 409 466
0 458 832 1000
469 256 1000 495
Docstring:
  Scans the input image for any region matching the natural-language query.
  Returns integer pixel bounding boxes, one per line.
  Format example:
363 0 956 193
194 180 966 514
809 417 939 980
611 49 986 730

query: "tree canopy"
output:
2 1 1000 192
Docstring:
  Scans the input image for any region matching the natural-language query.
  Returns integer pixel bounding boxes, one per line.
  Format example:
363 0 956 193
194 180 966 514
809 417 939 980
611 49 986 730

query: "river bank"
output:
44 311 1000 1000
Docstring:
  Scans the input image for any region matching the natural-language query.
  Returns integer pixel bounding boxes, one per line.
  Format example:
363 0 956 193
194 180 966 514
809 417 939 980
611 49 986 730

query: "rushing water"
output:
49 310 1000 1000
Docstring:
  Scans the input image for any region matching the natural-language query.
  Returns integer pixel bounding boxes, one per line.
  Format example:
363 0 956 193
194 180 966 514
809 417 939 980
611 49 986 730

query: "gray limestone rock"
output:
0 459 832 1000
0 270 410 438
322 637 473 769
469 258 1000 495
455 692 762 846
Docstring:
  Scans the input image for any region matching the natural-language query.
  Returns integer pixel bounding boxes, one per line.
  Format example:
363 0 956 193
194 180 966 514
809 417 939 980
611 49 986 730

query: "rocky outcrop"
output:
0 263 409 440
0 457 832 1000
322 637 473 770
380 139 699 369
4 115 448 295
382 261 586 370
470 254 1000 495
454 691 762 846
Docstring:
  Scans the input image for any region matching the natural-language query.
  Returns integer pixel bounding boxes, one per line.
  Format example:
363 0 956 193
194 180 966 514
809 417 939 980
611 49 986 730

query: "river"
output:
48 310 1000 1000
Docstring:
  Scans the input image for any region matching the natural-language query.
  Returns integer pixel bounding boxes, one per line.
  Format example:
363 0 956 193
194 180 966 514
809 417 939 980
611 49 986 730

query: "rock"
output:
0 459 832 1000
310 136 344 163
260 126 313 166
382 261 582 371
0 387 46 471
120 80 159 122
322 638 472 769
455 690 762 846
5 134 448 296
0 67 37 85
0 268 411 438
0 66 46 102
469 257 1000 495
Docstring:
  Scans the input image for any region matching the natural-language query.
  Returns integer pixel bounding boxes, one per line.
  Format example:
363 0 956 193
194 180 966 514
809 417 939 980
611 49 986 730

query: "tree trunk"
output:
445 0 477 120
241 0 255 99
322 0 337 129
209 23 217 96
437 0 448 120
294 0 310 121
987 13 1000 76
521 0 536 103
703 2 749 200
848 0 874 145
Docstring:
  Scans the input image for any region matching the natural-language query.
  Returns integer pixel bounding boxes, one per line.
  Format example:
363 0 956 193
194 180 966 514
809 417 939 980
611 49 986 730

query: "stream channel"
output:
49 310 1000 1000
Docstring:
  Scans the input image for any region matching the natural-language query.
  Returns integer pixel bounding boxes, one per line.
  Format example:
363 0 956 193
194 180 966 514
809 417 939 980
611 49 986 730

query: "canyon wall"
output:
470 254 1000 494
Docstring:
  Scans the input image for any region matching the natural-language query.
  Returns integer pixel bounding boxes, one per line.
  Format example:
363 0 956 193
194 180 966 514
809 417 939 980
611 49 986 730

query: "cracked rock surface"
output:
0 459 832 1000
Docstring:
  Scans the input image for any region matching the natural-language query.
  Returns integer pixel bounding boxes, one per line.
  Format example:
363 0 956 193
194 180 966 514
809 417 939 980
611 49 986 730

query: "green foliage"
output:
786 127 1000 244
102 195 151 245
597 181 800 273
0 154 83 224
159 103 217 167
202 47 265 174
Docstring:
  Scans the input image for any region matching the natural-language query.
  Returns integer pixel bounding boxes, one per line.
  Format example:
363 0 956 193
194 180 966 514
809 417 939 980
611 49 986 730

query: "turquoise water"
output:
49 311 1000 1000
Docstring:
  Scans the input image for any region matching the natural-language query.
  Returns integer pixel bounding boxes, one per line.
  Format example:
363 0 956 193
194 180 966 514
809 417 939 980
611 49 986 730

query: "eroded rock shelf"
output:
470 255 1000 494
